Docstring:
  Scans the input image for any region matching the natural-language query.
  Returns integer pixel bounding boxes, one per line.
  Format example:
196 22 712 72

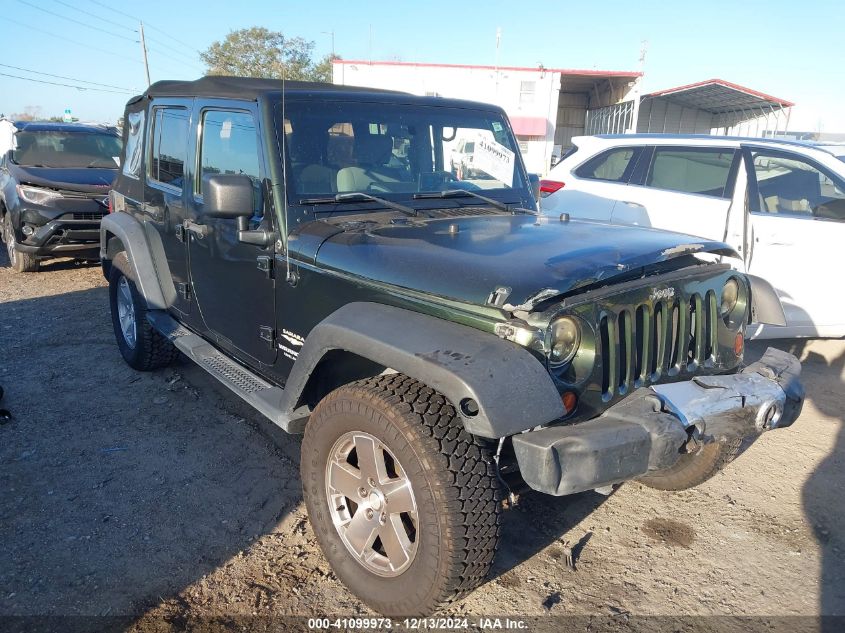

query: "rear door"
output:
743 146 845 336
144 101 192 317
611 145 739 240
187 102 277 365
543 145 644 220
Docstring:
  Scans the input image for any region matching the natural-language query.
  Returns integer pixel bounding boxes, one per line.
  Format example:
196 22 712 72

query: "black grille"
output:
599 290 718 399
63 211 105 221
432 207 501 217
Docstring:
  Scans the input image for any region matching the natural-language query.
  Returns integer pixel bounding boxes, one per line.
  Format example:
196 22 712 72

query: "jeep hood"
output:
10 163 116 193
310 215 738 310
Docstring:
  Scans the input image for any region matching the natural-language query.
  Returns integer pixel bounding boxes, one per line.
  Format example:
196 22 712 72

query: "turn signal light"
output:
562 391 578 414
734 333 744 356
539 180 565 197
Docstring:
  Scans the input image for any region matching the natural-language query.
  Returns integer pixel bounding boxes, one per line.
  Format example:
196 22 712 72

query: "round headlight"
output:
720 278 739 317
549 316 581 368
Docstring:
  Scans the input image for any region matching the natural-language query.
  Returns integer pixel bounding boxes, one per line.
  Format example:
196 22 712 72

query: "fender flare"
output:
100 212 168 310
747 274 787 327
283 302 565 438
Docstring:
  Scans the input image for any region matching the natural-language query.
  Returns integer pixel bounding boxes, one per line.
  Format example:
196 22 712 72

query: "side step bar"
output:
146 311 310 433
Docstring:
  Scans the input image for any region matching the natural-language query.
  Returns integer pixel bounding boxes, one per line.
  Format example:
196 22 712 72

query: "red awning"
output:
510 116 547 137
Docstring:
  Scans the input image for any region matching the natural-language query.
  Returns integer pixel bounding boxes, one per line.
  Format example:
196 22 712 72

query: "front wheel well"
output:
102 232 125 279
297 349 390 412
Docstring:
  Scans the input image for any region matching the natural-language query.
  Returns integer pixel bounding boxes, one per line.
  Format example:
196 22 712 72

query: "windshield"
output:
12 130 122 169
280 100 528 204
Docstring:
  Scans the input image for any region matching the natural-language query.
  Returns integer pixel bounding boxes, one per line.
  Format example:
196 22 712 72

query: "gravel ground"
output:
1 251 843 630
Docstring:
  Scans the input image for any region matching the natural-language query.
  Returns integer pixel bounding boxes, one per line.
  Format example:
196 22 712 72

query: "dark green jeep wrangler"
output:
101 76 803 615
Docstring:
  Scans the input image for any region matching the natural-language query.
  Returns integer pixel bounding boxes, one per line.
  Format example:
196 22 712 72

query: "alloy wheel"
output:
325 431 419 577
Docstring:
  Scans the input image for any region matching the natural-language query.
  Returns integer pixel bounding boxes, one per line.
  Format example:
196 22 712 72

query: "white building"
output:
333 61 794 175
333 60 641 174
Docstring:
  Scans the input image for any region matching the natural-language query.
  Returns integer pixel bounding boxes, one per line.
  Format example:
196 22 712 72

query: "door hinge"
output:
259 325 275 346
175 224 186 242
176 282 192 301
256 255 274 278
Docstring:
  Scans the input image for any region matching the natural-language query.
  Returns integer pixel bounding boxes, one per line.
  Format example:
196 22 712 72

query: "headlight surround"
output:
720 276 748 328
16 184 61 206
549 316 582 368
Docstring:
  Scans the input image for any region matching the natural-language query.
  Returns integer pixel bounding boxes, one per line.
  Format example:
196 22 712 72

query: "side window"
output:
149 107 189 189
646 147 734 198
198 110 262 212
751 151 845 221
122 110 144 179
575 147 640 183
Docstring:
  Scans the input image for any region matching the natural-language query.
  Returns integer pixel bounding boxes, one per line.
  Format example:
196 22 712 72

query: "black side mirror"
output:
202 174 254 219
527 173 541 205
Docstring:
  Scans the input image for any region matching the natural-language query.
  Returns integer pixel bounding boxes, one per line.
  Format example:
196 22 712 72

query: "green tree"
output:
200 27 335 82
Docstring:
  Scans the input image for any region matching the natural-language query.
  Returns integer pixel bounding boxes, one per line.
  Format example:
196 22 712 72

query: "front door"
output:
743 147 845 337
187 104 277 365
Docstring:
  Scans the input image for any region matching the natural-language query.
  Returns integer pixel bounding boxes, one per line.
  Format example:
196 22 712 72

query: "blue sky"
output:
0 0 842 132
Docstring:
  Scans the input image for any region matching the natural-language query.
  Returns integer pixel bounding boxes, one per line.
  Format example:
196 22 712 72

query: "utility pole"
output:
494 27 501 97
322 30 335 58
139 21 151 87
628 39 648 133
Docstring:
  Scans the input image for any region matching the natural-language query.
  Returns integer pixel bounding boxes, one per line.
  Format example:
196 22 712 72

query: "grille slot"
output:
63 211 105 221
599 290 715 399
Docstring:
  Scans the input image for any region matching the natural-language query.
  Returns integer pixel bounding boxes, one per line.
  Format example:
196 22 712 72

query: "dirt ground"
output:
1 251 843 630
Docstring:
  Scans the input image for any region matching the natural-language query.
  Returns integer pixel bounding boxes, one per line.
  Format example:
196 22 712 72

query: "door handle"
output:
183 219 208 239
621 200 645 208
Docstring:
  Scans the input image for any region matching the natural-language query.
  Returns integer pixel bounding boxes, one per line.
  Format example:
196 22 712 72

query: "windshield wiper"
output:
412 189 515 213
300 192 417 217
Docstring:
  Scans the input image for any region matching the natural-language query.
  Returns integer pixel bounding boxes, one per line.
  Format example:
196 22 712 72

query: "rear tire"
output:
4 214 39 273
638 438 743 491
301 374 501 616
108 252 179 371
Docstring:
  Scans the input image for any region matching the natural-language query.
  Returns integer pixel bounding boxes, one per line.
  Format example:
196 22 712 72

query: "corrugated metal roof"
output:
644 79 793 112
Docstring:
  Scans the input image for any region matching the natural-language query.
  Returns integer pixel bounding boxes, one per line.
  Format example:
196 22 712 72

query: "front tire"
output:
108 252 179 371
3 214 39 273
301 374 501 616
638 438 743 491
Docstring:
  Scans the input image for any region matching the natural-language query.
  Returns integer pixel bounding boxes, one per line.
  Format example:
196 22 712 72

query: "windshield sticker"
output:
472 134 514 186
221 120 232 139
492 121 503 132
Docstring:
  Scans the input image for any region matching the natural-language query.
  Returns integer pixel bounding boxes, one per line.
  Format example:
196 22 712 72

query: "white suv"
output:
541 135 845 339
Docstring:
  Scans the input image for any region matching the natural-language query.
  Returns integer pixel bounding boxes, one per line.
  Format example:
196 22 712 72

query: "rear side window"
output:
122 111 144 179
149 107 189 189
646 147 735 198
575 147 640 183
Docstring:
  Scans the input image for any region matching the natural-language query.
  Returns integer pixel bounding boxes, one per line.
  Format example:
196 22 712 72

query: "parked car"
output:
102 77 803 616
450 137 477 179
0 121 122 272
541 134 845 339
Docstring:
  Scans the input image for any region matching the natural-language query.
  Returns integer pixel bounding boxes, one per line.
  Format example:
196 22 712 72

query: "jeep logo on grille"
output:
650 287 676 302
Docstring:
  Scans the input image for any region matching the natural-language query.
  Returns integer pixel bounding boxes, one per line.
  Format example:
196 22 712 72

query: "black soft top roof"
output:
139 75 501 112
145 76 402 100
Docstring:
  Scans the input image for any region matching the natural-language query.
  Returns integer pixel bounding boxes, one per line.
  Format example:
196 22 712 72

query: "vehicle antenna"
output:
280 68 293 285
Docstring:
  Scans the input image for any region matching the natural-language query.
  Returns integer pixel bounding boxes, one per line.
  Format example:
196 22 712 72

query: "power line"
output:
16 0 138 44
0 72 134 95
86 0 202 56
0 63 138 92
52 0 138 33
0 16 142 65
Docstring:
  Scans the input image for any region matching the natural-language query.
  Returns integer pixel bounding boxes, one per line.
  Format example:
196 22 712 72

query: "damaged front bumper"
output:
512 347 804 496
